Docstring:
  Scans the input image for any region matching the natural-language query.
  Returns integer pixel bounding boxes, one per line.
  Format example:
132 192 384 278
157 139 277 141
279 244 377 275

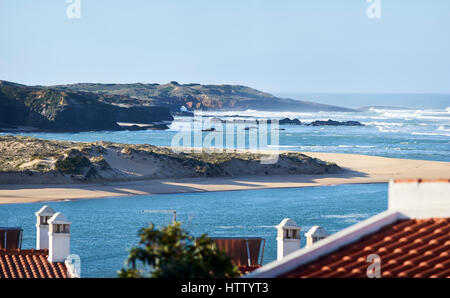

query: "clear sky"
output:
1 0 449 94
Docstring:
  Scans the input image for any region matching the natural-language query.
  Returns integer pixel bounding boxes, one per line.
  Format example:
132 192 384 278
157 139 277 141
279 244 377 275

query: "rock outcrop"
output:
114 106 173 124
279 118 302 125
307 119 364 126
55 81 357 113
0 80 173 132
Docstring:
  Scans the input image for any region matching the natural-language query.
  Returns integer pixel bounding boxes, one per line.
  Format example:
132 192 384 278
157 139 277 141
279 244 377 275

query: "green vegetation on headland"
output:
0 80 173 132
0 135 341 184
0 80 357 133
54 81 356 113
0 79 362 133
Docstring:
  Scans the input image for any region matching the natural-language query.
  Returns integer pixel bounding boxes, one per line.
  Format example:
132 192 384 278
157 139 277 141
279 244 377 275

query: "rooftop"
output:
0 249 68 278
35 205 56 217
246 179 450 278
281 218 450 278
48 212 71 225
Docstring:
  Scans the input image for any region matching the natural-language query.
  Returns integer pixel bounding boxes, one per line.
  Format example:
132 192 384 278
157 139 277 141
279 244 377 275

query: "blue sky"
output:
1 0 449 93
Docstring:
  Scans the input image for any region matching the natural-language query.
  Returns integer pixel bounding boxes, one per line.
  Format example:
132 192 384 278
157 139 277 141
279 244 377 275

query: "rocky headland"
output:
0 80 173 132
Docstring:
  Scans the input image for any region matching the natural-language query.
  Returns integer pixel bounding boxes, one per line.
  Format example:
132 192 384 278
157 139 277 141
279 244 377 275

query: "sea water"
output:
0 184 387 277
0 106 448 277
4 107 450 161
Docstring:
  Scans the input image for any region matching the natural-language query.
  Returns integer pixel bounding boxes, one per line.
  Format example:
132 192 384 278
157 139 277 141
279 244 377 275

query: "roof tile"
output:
281 218 450 278
0 249 68 278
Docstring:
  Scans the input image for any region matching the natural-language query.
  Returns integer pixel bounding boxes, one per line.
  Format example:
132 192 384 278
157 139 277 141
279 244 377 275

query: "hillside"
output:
0 80 173 131
0 79 356 132
54 81 356 112
0 135 341 184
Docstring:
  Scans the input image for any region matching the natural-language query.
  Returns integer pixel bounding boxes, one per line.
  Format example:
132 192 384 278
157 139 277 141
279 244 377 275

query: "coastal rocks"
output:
198 117 363 127
307 119 364 126
198 116 362 127
148 123 170 130
54 81 357 112
51 101 121 131
0 80 173 132
202 128 216 132
124 123 170 131
279 118 302 125
172 110 194 117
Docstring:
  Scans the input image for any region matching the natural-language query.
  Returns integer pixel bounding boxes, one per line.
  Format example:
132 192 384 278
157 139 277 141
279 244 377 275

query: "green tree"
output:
118 222 240 278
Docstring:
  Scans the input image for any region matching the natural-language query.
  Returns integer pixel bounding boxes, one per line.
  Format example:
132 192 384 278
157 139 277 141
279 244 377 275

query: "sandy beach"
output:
1 151 449 205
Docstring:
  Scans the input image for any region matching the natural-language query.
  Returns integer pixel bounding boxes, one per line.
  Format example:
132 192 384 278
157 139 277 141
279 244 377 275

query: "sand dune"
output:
0 152 449 204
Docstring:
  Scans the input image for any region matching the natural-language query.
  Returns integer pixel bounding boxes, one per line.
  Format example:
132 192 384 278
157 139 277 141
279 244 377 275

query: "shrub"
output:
118 222 240 278
55 154 91 174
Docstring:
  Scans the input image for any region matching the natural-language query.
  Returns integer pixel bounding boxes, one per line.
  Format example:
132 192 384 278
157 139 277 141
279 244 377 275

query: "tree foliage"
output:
118 222 240 278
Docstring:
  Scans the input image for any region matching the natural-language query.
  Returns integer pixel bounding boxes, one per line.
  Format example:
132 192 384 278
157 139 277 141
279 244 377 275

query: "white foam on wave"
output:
196 109 316 120
369 107 450 121
437 126 450 132
322 213 370 219
411 132 450 137
338 145 375 148
377 126 400 133
175 108 450 140
363 122 403 127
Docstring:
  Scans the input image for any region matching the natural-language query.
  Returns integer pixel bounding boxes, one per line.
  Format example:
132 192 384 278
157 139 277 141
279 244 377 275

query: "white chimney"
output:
276 218 301 260
35 205 56 250
48 212 71 263
305 226 329 247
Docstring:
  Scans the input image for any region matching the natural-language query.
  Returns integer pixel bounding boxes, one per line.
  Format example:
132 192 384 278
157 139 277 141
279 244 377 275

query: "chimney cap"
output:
305 226 328 238
35 205 56 217
48 212 71 225
277 218 301 230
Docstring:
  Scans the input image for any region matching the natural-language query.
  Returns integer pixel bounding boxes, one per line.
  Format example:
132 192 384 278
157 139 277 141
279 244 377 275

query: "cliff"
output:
55 81 356 112
0 80 173 131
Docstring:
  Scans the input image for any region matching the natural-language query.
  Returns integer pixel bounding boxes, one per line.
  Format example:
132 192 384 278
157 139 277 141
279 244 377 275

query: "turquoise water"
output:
0 107 447 277
4 108 450 161
0 184 388 277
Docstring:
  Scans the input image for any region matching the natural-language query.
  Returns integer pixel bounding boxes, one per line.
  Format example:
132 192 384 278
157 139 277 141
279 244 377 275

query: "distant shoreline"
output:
1 152 448 205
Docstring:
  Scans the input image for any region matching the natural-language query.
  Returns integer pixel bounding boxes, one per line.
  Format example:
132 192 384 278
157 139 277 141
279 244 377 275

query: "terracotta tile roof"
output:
212 238 264 267
0 249 68 278
281 218 450 278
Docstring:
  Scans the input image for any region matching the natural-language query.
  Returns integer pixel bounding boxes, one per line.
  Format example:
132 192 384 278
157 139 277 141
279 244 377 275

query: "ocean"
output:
0 104 449 277
5 106 450 161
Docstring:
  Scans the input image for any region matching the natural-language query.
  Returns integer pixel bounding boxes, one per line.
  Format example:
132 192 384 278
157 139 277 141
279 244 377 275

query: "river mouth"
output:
0 183 388 277
3 106 450 162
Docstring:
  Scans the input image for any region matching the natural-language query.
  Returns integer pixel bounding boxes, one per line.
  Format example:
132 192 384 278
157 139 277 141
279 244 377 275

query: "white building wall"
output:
36 225 49 250
48 233 70 263
277 239 300 260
